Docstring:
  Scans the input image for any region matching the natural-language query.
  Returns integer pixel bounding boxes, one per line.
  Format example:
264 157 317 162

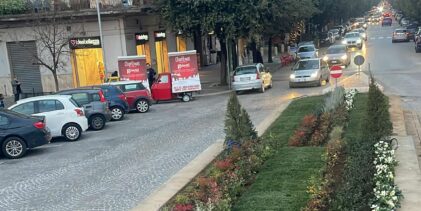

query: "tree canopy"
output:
392 0 421 22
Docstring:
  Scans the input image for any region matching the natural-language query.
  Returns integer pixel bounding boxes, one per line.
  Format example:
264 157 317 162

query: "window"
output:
298 46 315 52
12 102 35 115
234 66 257 75
38 100 64 113
0 115 9 126
92 93 101 101
71 93 90 105
124 83 143 92
159 75 169 83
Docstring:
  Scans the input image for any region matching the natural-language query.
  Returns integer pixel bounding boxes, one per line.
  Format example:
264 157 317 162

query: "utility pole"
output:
95 0 108 74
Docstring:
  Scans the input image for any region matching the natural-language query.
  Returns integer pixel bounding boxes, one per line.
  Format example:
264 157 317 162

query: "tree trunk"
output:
250 40 259 63
268 37 273 63
220 39 228 86
231 39 238 69
53 72 59 92
193 29 205 67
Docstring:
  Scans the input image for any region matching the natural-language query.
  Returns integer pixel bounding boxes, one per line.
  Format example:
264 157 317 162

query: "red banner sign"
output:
168 50 201 93
118 56 149 89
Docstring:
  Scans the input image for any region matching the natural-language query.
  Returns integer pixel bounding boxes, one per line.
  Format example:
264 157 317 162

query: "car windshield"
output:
327 47 346 54
298 46 315 52
345 33 359 38
294 60 319 71
235 66 256 75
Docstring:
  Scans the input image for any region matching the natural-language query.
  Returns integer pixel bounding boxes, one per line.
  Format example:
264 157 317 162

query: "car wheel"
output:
2 137 27 159
90 115 106 131
182 94 191 102
136 99 150 113
110 106 124 121
62 123 82 141
259 84 265 93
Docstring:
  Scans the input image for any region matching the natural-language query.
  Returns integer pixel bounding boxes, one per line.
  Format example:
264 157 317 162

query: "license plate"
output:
298 78 305 82
331 61 337 63
240 77 250 82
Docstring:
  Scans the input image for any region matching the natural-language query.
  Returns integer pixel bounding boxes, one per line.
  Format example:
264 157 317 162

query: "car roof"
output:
14 95 71 104
56 88 101 94
395 28 406 31
298 44 315 48
236 64 260 69
106 80 143 85
328 44 347 49
299 58 320 62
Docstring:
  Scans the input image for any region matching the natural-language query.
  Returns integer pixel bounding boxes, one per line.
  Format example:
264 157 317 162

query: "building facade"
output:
0 0 195 96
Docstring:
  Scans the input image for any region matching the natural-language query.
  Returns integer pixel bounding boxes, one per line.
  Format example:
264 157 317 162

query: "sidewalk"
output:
389 96 421 210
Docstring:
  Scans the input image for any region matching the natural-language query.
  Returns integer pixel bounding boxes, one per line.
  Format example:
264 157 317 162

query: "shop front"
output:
69 36 105 87
135 32 152 65
154 31 169 74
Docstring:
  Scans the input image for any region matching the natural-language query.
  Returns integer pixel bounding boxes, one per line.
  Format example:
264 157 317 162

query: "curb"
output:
195 90 232 98
132 100 292 211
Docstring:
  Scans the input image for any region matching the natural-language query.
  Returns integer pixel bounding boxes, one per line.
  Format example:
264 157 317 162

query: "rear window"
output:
396 29 406 33
69 98 81 107
101 86 123 97
327 47 346 54
235 66 257 75
298 46 315 52
71 93 90 105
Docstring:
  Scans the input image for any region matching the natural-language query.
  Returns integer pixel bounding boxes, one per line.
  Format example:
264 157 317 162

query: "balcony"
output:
0 0 154 16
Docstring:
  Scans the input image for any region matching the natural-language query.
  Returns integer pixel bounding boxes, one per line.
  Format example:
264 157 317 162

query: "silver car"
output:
232 63 273 93
342 32 363 49
392 28 409 42
353 28 367 41
296 44 319 60
323 45 351 67
289 58 330 88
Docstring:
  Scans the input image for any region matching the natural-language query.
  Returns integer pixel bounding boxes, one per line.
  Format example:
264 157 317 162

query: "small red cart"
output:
151 50 201 102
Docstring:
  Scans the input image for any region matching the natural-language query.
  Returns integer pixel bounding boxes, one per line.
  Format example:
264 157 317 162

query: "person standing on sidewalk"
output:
0 93 4 108
146 63 156 88
11 77 22 102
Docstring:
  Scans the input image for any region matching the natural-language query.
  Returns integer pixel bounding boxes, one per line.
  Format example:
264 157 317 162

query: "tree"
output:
158 0 261 85
224 93 257 145
30 10 75 91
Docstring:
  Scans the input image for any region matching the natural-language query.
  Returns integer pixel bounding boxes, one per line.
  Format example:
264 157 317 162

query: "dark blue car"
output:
0 109 51 159
92 85 129 121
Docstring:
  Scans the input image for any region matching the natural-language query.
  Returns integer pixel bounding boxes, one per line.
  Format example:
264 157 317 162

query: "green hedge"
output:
0 0 28 15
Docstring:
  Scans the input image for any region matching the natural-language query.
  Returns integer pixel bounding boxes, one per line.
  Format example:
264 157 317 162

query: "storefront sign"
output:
168 50 201 93
154 31 166 41
135 32 149 45
117 56 149 89
69 37 101 49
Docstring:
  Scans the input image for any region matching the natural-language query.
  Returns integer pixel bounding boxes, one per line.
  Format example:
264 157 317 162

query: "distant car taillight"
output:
99 90 106 102
118 94 127 101
33 121 45 129
75 108 84 117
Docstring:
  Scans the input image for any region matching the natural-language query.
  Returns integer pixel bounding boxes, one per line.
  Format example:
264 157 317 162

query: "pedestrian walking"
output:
11 77 22 102
0 93 4 108
146 63 156 88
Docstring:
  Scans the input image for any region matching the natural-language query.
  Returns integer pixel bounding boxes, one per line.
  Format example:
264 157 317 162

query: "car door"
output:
37 100 66 137
151 74 172 101
0 114 10 141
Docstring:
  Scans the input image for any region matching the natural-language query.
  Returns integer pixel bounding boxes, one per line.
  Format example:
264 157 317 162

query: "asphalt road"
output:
0 41 364 210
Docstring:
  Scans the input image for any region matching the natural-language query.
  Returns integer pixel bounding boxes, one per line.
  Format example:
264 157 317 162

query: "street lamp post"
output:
95 0 108 74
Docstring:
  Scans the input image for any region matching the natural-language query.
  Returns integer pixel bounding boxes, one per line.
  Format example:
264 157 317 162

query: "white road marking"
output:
379 37 384 39
370 37 376 40
386 37 392 39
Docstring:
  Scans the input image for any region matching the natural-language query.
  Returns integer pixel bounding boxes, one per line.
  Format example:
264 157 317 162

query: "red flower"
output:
173 204 194 211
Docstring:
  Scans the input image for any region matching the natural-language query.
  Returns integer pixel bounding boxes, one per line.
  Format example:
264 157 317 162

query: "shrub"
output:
0 0 27 15
310 112 332 146
224 93 257 146
288 114 318 146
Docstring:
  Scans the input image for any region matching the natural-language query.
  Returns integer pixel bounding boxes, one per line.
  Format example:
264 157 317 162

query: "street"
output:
1 21 418 211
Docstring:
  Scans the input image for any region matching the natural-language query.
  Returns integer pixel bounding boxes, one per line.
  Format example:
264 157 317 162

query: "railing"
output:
1 0 153 16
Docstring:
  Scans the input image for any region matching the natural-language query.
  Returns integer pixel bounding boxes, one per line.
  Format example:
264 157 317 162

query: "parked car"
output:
342 32 363 49
328 29 341 40
400 18 409 26
318 32 335 47
353 28 368 41
56 88 111 130
382 17 392 26
107 81 152 113
232 63 273 93
8 95 88 142
331 25 345 36
296 44 319 60
406 24 418 40
392 28 410 43
415 38 421 53
91 85 129 121
0 109 51 159
322 44 351 67
289 58 330 88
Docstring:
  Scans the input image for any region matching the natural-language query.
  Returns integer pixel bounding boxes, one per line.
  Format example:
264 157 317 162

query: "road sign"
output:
330 65 343 79
354 55 365 66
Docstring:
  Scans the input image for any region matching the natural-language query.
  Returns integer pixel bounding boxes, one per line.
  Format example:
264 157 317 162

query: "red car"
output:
108 81 152 113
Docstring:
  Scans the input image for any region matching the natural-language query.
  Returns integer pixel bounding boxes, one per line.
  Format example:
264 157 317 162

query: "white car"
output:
9 95 88 141
342 32 363 49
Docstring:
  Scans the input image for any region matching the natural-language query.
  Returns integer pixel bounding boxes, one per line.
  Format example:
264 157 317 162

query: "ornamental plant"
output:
288 114 318 146
370 140 403 211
